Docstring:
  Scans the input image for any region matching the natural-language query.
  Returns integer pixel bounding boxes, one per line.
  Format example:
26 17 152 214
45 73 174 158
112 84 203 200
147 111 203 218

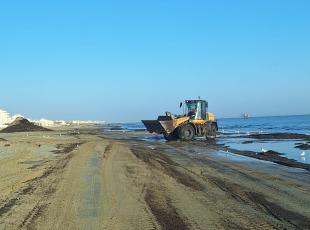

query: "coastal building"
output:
0 109 11 125
55 120 69 126
72 120 105 125
33 118 55 127
32 119 70 127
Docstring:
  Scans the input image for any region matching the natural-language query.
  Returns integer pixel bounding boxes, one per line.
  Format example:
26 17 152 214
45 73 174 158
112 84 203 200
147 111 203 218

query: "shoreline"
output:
102 129 310 172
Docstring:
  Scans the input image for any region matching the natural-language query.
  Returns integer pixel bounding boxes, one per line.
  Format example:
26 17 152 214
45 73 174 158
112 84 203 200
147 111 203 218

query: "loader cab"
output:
183 100 208 120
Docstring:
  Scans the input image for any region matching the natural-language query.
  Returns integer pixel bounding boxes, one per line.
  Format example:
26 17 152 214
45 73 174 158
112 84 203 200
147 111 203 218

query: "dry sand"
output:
0 127 309 229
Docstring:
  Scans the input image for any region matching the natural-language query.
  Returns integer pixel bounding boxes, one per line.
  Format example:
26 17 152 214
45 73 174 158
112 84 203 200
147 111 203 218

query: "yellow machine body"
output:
174 116 190 127
206 112 216 122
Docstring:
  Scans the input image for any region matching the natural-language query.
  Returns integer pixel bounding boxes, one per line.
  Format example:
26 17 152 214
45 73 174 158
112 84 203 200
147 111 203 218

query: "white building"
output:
31 118 70 127
0 109 11 125
72 120 105 125
33 118 55 127
55 120 68 126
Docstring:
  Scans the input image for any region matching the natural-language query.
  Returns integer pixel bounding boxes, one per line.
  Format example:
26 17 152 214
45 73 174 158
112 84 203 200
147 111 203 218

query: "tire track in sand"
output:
101 142 158 230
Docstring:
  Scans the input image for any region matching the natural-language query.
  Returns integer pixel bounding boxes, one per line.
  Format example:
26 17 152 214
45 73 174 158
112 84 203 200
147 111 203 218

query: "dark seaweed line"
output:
145 189 190 230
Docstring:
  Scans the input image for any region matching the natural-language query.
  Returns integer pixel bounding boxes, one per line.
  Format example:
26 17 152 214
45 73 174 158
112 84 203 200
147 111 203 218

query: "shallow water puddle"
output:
214 150 274 163
220 138 310 164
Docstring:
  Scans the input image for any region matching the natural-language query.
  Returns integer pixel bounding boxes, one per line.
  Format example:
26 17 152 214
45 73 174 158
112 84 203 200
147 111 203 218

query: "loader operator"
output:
188 108 197 118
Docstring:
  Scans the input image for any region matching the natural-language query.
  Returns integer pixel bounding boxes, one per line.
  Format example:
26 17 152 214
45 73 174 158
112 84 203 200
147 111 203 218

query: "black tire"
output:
163 132 178 141
178 124 195 141
207 123 217 139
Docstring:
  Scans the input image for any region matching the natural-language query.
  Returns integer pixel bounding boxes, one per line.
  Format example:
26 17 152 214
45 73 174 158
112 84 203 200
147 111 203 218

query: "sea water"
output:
121 115 310 134
218 115 310 135
121 115 310 164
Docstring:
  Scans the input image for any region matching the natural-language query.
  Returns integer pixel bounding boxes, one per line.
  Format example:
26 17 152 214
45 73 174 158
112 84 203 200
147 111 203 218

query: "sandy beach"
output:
2 0 310 228
0 126 309 230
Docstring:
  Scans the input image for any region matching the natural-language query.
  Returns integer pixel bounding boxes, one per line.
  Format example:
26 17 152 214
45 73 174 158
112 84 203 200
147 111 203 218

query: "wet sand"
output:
0 127 310 229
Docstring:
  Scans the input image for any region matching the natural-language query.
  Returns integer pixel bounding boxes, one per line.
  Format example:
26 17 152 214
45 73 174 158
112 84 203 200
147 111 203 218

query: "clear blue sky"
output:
0 0 309 122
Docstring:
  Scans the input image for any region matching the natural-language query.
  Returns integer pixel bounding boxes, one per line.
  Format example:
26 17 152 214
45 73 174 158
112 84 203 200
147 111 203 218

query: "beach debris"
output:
301 151 306 157
52 143 82 154
258 150 284 157
295 143 310 150
0 117 52 133
109 125 123 131
261 148 268 153
249 133 310 141
242 140 254 144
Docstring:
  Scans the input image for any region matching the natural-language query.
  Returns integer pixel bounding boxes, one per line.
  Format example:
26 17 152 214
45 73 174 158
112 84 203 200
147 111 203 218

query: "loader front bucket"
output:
142 120 176 134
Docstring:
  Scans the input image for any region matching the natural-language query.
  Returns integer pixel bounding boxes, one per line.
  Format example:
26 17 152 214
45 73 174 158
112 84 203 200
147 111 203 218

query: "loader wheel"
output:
163 132 178 141
178 124 195 141
207 124 217 140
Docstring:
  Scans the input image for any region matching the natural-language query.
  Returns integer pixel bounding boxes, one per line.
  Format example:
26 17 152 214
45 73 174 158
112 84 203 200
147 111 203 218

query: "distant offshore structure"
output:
242 113 250 119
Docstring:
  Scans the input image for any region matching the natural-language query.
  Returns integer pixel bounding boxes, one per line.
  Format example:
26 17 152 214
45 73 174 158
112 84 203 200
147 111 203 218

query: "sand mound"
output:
0 117 52 133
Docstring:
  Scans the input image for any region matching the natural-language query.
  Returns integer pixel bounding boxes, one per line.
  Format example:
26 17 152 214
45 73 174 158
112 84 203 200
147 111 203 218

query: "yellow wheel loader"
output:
142 99 218 141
